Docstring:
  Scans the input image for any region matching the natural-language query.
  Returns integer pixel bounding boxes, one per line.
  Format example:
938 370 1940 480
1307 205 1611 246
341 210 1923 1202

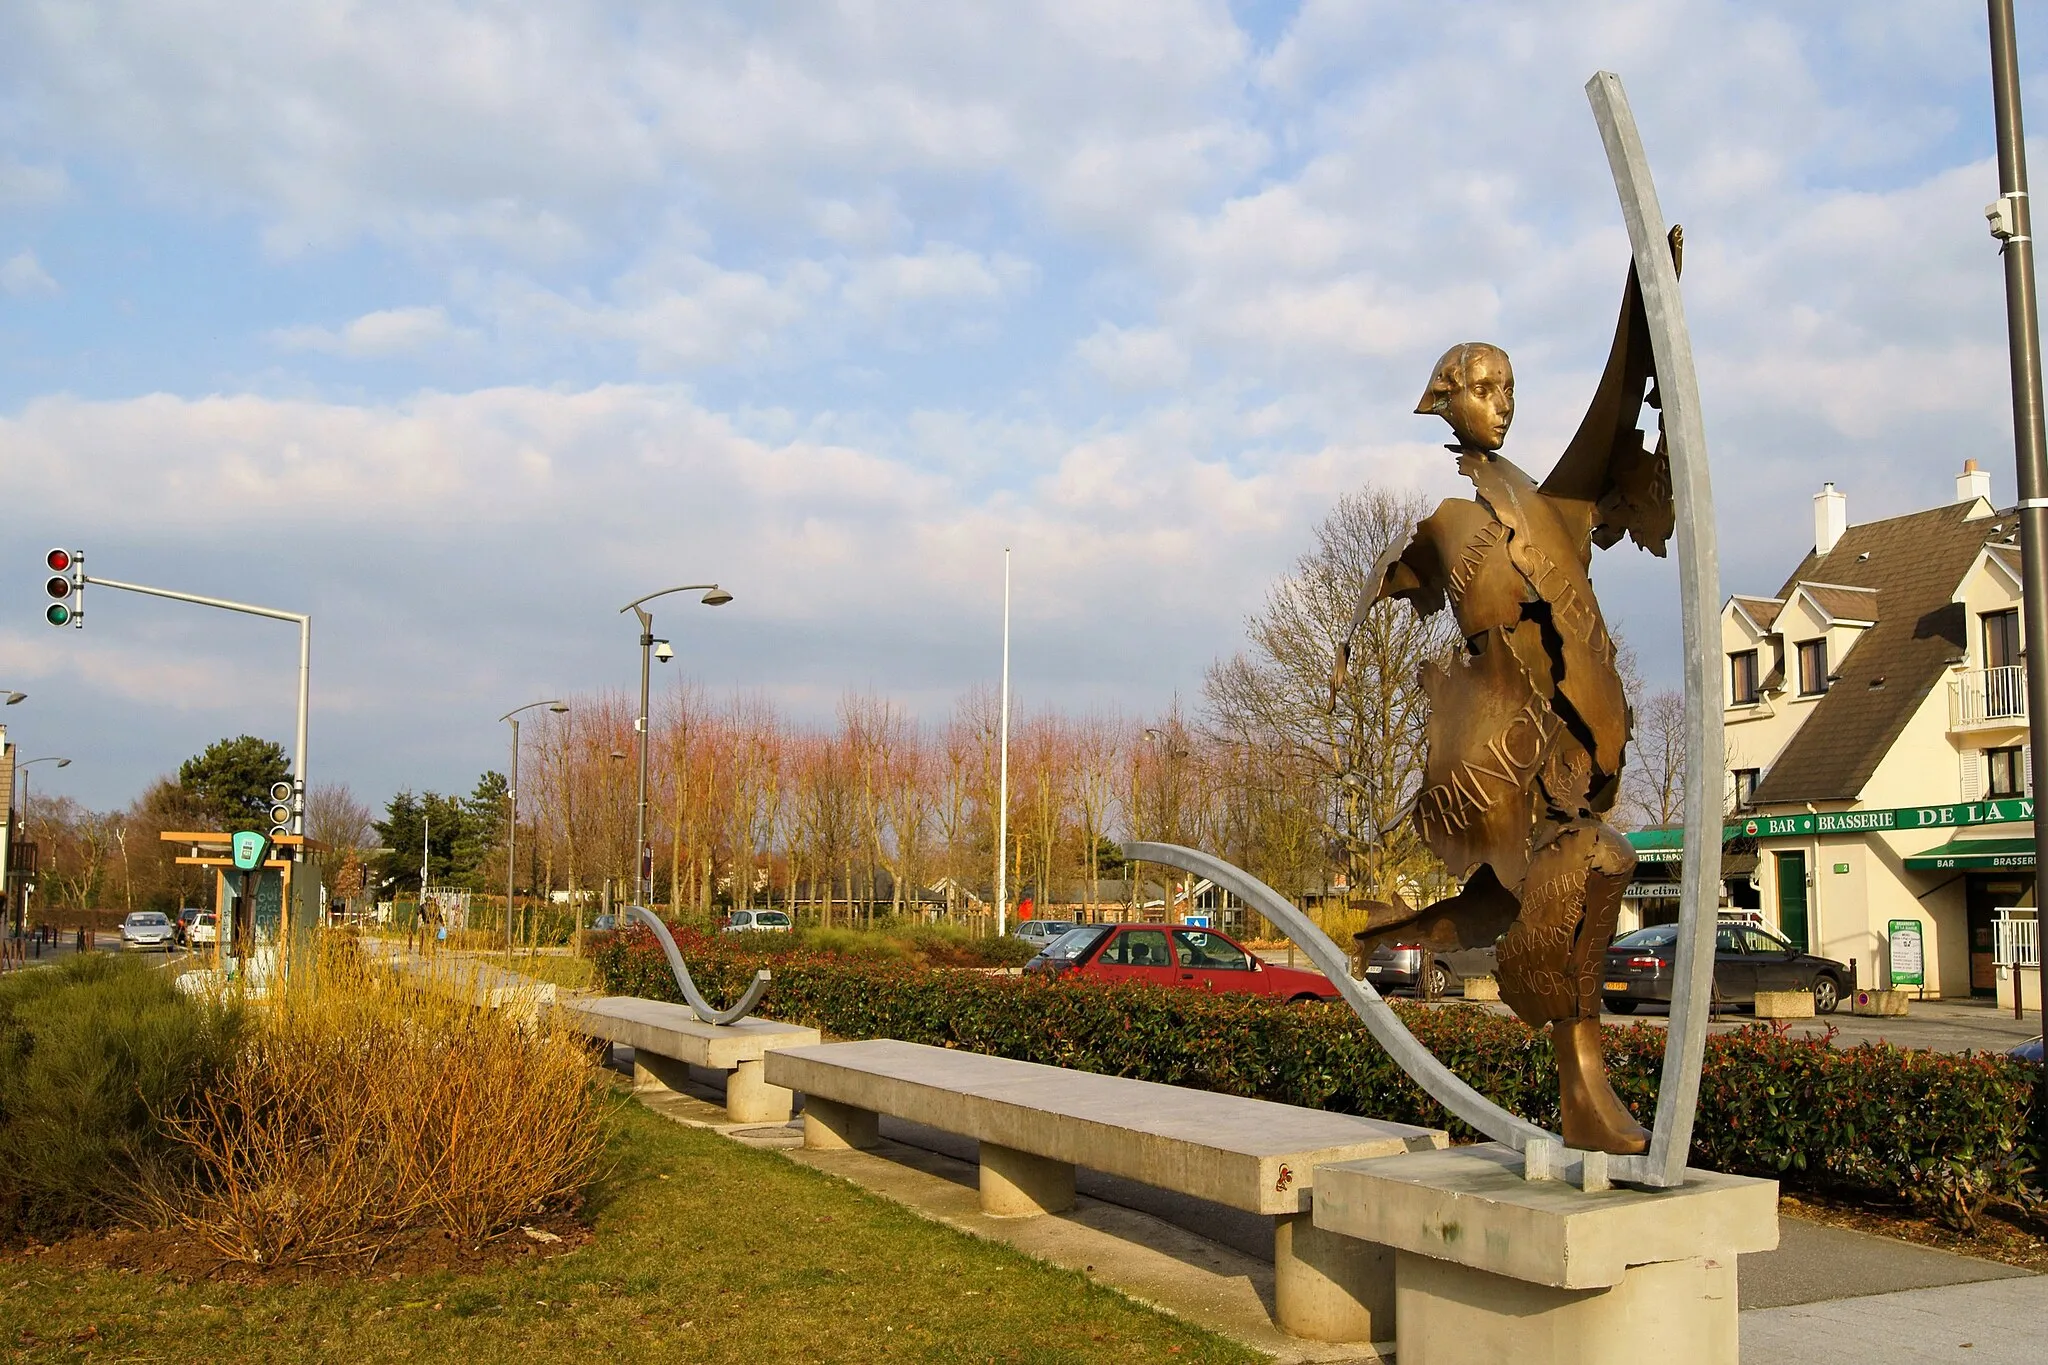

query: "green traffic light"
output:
45 604 70 626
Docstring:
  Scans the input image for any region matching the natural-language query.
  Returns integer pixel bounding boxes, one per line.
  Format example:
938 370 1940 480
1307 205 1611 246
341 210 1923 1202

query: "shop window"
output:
1732 768 1761 809
1730 650 1759 705
1796 639 1829 696
1988 745 2028 798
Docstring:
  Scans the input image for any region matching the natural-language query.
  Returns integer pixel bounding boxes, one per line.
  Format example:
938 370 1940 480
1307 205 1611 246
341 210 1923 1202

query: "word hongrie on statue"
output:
1130 71 1724 1190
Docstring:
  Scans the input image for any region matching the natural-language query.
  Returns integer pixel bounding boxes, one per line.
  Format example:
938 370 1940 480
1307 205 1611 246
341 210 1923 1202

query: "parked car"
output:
2011 1036 2043 1064
120 910 177 952
174 906 204 945
1023 922 1341 1002
1013 919 1077 948
188 912 219 947
1362 941 1498 997
723 909 793 933
589 913 619 934
1601 922 1849 1014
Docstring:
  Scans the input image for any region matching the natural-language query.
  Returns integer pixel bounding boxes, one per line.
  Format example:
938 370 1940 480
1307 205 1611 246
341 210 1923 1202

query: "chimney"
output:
1814 482 1847 556
1957 458 1993 504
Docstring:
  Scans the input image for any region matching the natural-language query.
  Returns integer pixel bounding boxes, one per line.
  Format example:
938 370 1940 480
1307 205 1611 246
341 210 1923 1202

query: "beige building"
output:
1713 461 2038 1003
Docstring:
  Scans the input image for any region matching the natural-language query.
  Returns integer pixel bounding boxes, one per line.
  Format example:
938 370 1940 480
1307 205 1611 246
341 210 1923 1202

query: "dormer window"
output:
1730 650 1760 705
1797 639 1829 696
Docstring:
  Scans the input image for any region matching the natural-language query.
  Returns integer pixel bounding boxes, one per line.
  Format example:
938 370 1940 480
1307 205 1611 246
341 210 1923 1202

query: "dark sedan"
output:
1602 921 1849 1014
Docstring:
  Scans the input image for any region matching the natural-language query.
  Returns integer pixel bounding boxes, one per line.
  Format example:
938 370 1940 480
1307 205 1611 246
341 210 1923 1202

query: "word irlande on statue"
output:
1738 798 2034 840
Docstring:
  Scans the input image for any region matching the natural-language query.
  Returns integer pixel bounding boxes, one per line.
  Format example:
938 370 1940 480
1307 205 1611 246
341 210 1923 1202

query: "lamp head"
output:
55 758 70 768
3 692 23 705
654 641 674 663
549 703 569 713
700 587 734 607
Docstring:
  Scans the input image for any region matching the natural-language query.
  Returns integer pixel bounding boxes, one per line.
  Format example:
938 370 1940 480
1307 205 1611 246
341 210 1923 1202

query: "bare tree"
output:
1621 689 1687 829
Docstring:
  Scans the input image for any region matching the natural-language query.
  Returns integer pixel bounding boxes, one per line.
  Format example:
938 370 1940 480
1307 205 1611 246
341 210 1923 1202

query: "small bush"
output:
596 924 2043 1217
161 941 606 1266
0 954 244 1242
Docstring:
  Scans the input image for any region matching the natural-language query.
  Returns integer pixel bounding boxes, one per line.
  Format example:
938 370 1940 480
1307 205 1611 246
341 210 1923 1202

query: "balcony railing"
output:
1950 665 2028 730
1993 912 2038 969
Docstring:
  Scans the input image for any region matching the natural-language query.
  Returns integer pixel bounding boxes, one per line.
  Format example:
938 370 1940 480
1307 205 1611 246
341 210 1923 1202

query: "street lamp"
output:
0 692 24 705
14 757 71 935
499 700 568 961
619 584 732 905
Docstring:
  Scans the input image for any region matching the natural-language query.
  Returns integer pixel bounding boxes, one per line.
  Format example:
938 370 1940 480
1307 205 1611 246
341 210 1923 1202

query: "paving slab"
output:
1738 1215 2029 1309
1743 1274 2048 1365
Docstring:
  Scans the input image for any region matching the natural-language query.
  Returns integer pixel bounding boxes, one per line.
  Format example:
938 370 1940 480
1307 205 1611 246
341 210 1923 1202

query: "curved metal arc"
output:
619 584 721 615
1122 841 1553 1152
1586 72 1722 1190
621 904 771 1026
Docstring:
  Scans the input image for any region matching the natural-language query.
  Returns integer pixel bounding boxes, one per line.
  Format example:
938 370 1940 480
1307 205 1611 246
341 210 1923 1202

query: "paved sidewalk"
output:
1745 1275 2048 1364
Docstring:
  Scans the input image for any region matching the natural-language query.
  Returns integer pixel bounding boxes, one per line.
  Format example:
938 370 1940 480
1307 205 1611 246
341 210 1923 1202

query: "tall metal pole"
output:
996 549 1012 937
507 716 520 960
634 606 654 906
1990 2 2048 1042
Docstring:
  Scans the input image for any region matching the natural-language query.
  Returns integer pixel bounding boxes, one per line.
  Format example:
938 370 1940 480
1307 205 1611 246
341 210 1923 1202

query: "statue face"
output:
1445 349 1515 451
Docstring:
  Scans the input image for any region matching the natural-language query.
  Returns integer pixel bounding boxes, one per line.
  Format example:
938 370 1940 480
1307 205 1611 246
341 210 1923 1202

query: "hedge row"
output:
596 927 2042 1225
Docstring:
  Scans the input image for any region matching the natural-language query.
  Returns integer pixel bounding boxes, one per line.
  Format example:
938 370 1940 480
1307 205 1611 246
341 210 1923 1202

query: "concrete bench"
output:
763 1038 1446 1343
559 996 819 1123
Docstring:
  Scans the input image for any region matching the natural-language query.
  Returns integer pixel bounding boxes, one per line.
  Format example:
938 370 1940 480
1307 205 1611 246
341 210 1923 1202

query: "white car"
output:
188 912 220 947
120 911 177 951
722 909 792 933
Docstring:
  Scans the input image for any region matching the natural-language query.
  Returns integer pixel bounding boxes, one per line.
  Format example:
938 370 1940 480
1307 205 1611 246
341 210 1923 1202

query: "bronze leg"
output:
1498 821 1648 1156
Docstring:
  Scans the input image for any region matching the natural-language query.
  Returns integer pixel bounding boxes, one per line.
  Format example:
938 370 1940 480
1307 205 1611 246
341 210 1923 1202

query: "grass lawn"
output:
3 1100 1256 1364
501 953 598 992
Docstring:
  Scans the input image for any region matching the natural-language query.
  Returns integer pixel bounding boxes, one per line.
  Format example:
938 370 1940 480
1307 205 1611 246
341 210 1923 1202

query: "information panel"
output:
1888 918 1926 988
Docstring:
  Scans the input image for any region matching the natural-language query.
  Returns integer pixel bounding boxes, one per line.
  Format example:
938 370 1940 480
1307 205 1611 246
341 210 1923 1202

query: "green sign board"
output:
1888 918 1925 988
231 831 270 872
1736 798 2034 840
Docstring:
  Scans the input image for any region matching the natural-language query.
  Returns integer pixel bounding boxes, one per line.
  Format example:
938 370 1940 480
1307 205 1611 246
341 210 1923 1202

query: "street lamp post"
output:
14 757 72 937
499 700 569 961
618 584 732 907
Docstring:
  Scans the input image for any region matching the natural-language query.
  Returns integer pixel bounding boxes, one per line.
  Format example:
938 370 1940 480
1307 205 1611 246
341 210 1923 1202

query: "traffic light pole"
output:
77 573 310 839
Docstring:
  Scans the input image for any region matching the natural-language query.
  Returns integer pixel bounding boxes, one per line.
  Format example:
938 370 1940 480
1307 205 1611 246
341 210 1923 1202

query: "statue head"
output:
1415 342 1515 451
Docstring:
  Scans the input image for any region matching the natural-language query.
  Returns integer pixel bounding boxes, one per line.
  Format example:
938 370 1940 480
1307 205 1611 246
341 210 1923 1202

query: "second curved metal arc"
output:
622 904 771 1026
1122 841 1553 1152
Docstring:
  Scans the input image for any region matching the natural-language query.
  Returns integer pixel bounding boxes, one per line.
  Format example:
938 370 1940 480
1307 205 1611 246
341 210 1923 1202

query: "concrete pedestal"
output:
724 1058 794 1123
1312 1143 1776 1365
802 1096 879 1150
1273 1200 1393 1344
1852 988 1910 1016
978 1142 1076 1216
1753 989 1814 1019
1394 1248 1736 1365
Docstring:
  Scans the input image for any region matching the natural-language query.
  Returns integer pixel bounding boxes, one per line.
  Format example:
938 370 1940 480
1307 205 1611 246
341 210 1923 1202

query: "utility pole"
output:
996 549 1012 937
1988 1 2048 1053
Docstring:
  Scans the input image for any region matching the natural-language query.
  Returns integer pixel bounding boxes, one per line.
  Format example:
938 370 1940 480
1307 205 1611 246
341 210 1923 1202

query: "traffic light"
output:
267 779 295 839
42 548 82 627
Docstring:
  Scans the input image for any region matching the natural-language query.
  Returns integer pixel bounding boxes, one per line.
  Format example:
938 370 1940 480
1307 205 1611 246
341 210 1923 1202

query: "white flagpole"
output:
996 549 1012 937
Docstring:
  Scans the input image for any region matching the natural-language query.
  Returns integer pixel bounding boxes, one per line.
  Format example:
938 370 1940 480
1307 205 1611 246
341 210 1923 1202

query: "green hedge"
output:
596 927 2042 1225
0 955 245 1242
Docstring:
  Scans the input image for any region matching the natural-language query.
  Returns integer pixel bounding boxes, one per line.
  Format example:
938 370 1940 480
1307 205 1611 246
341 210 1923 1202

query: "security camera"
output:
654 641 674 663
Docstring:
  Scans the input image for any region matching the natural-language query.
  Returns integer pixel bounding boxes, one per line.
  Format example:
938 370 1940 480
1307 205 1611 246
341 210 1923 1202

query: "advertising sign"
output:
1888 918 1926 988
231 831 270 872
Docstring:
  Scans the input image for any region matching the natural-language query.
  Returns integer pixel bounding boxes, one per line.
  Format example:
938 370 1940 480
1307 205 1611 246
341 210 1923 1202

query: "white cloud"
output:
1076 324 1189 389
0 249 58 296
0 158 68 206
270 305 466 358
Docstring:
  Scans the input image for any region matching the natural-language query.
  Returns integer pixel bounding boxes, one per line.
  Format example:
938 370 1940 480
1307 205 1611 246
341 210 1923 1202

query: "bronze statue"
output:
1337 231 1682 1156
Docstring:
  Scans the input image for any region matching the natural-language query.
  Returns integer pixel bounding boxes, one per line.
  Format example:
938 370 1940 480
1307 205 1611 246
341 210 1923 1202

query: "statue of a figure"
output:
1337 232 1682 1155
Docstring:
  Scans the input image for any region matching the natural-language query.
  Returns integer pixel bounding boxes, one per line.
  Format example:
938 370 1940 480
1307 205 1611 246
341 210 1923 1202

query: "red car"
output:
1022 922 1340 1002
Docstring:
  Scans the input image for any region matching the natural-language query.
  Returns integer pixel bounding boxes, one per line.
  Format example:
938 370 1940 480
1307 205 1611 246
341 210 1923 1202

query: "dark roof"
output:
1732 595 1784 629
1749 500 2004 805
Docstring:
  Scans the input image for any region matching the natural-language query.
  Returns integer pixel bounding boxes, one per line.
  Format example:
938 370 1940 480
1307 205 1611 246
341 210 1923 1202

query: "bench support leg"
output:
803 1097 880 1150
978 1143 1076 1217
1273 1202 1394 1344
632 1051 696 1098
724 1058 794 1124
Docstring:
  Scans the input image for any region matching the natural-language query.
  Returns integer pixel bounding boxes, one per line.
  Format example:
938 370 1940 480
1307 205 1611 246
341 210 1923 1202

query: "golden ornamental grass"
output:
161 935 605 1267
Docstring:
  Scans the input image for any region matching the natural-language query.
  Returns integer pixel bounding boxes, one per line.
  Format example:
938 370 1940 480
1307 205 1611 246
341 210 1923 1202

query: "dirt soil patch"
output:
1780 1191 2048 1273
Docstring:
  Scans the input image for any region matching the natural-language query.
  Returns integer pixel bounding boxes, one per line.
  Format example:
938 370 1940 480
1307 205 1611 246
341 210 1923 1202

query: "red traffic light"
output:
46 548 71 573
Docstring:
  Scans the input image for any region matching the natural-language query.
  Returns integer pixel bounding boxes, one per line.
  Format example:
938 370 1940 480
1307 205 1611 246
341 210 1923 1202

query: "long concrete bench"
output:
763 1038 1446 1343
559 996 819 1123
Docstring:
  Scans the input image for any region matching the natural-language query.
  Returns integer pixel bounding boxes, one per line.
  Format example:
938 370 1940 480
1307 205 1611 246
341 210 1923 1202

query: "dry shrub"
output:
161 937 605 1266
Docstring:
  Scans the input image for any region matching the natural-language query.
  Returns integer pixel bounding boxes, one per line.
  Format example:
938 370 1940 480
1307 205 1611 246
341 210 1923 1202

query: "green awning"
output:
1903 836 2037 871
1626 828 1685 863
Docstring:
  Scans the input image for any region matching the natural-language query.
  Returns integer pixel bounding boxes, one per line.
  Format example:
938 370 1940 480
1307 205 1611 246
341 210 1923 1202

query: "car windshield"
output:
128 913 168 926
1042 925 1112 960
1611 925 1679 949
754 912 791 927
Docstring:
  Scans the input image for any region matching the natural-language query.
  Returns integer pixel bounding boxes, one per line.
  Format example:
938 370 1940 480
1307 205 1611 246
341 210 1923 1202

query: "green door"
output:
1775 851 1809 952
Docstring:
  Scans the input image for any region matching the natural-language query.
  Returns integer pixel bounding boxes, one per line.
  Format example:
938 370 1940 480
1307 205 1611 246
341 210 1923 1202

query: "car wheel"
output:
1811 975 1840 1014
1606 999 1638 1015
1424 964 1453 998
1288 993 1325 1005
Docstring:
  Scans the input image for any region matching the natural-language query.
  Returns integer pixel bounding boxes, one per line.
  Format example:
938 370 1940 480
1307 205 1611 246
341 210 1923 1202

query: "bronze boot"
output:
1551 1018 1650 1155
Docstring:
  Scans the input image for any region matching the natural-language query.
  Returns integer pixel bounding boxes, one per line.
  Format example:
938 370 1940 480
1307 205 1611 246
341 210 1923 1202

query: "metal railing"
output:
1993 912 2039 968
1951 665 2028 728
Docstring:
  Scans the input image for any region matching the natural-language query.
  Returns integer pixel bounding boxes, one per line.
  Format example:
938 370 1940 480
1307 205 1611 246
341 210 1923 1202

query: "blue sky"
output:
1 1 2043 810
